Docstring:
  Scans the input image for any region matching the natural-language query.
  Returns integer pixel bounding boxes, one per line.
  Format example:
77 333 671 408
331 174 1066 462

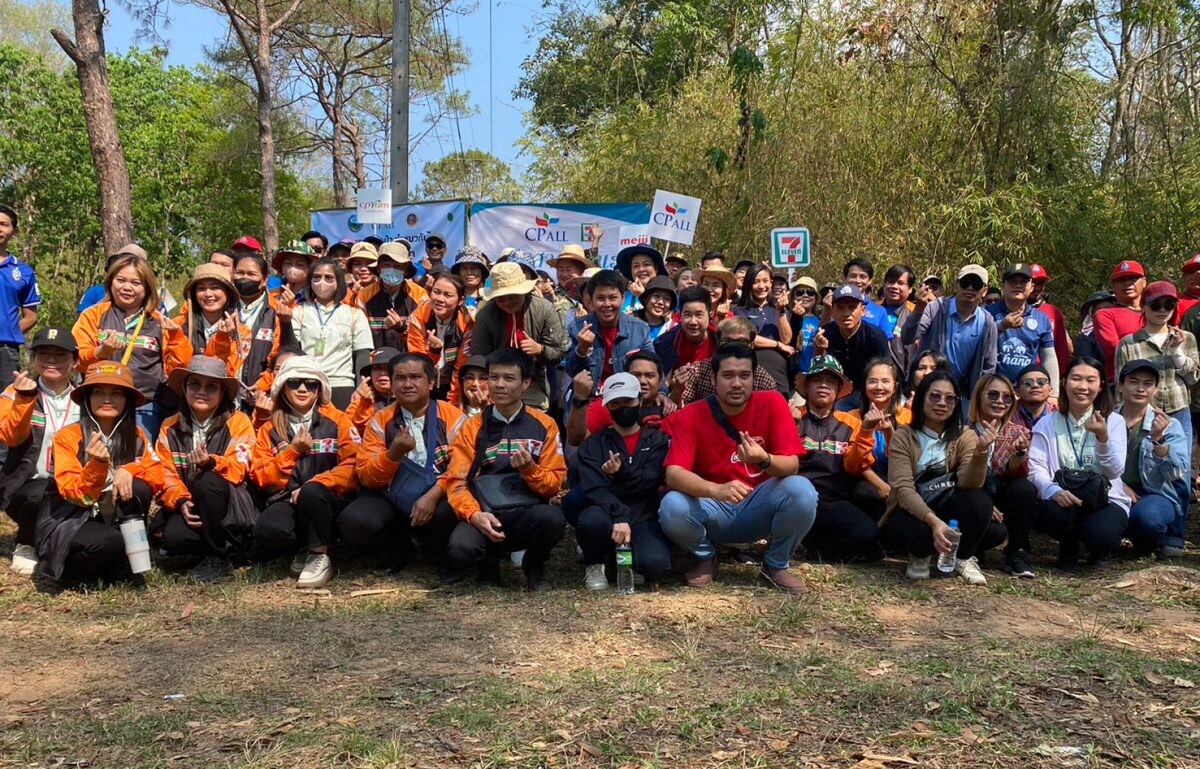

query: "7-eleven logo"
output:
771 227 810 267
780 236 803 250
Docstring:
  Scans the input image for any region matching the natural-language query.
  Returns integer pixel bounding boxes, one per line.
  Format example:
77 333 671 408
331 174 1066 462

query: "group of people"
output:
0 202 1192 595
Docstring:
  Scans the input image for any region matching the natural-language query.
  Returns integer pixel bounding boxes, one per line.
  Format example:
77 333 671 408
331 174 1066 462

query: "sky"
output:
101 0 542 191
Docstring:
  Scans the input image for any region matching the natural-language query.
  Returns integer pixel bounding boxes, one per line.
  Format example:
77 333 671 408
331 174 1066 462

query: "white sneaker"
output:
906 556 931 580
10 544 36 576
289 550 307 575
297 553 332 587
510 550 526 568
955 556 987 586
583 563 608 590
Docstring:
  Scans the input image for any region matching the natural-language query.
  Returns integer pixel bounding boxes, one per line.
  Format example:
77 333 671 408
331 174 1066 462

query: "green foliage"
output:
415 149 522 202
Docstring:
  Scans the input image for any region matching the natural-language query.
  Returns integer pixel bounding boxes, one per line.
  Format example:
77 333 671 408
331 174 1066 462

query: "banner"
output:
356 189 392 225
310 200 467 263
469 203 649 270
647 189 702 245
618 225 652 248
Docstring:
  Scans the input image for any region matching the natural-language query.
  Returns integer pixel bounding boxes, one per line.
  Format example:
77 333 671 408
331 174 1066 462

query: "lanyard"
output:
40 390 75 468
1061 412 1090 466
313 303 338 335
121 311 147 366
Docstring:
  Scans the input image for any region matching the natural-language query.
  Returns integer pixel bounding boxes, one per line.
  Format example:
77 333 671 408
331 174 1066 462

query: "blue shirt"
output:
986 303 1054 384
881 302 908 339
862 300 890 334
0 254 40 345
77 284 108 314
945 299 987 383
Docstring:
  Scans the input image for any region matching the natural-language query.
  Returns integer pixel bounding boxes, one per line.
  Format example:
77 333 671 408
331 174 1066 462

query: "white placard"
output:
618 225 652 247
356 188 393 225
646 189 702 245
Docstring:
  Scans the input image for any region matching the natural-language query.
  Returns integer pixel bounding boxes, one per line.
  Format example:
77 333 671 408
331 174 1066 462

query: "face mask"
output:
610 405 640 428
285 266 307 283
234 278 261 298
380 268 405 287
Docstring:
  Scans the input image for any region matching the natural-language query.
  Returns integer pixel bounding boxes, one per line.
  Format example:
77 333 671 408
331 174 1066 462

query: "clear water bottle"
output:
615 545 634 595
937 519 961 574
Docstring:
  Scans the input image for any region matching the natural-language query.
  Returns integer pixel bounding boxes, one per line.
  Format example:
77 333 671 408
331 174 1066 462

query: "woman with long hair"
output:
407 272 474 402
907 349 952 402
786 277 822 375
177 263 244 370
734 263 794 390
844 358 911 518
291 257 374 409
696 266 737 321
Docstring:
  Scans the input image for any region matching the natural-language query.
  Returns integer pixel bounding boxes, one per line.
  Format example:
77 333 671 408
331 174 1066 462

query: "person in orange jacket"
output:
155 356 256 583
340 353 466 572
355 241 427 350
250 356 360 588
407 272 474 403
440 348 567 591
174 263 246 378
72 253 192 440
34 362 166 592
844 357 912 520
249 343 303 429
344 346 399 434
0 328 79 576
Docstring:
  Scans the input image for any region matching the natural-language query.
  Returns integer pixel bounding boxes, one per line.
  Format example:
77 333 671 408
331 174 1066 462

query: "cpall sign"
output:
647 189 701 246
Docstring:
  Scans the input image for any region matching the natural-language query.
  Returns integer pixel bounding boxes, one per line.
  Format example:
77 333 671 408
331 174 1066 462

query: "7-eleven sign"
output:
770 228 811 269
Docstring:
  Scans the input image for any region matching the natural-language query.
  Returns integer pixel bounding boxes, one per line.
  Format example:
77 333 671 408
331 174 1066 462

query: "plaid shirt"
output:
989 419 1032 479
1115 328 1200 415
680 359 780 404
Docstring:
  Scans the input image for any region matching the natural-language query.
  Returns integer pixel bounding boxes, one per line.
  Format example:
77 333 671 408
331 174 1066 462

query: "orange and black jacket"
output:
441 405 566 521
51 422 166 508
73 301 192 402
156 410 256 512
795 408 861 503
844 406 912 475
356 280 428 351
173 307 250 381
0 382 75 508
358 400 466 489
345 389 392 436
406 299 473 403
249 403 360 500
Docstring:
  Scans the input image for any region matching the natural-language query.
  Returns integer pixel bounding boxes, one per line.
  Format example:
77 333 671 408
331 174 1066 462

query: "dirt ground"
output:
1 526 1199 769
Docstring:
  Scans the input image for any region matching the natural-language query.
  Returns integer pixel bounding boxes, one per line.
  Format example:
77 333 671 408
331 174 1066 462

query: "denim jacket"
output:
564 312 653 390
1130 409 1190 515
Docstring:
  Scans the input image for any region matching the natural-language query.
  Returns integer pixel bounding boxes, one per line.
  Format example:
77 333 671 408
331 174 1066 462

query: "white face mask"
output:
380 268 405 287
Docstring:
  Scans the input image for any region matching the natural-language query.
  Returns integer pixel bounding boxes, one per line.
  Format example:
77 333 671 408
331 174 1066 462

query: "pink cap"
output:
1143 281 1178 303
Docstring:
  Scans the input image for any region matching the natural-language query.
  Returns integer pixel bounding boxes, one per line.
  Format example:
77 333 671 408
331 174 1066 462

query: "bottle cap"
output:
948 519 959 529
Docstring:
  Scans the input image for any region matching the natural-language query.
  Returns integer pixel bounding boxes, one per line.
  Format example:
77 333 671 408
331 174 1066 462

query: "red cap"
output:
1182 254 1200 274
1110 260 1145 281
1143 281 1178 303
1030 264 1049 282
233 235 263 253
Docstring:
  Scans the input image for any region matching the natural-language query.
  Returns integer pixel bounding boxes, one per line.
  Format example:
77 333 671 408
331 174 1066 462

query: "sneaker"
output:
955 556 987 585
510 550 526 568
296 553 332 587
289 550 307 575
525 565 552 592
583 563 608 590
684 556 718 587
1004 549 1036 579
1158 543 1185 559
759 566 806 595
10 544 37 576
188 556 234 584
905 556 931 580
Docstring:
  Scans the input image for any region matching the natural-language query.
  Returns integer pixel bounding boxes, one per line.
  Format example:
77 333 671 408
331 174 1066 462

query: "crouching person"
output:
340 353 466 572
250 357 360 587
156 356 256 582
35 362 165 592
573 373 672 589
659 344 817 594
442 348 567 591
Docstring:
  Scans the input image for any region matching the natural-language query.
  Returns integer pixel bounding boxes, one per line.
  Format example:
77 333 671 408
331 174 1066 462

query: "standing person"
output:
635 276 678 341
0 328 78 575
407 272 474 402
209 249 236 277
615 244 668 314
177 263 244 373
842 258 889 331
344 241 378 299
665 253 689 281
880 372 995 585
655 286 717 382
987 263 1059 395
658 344 818 594
696 266 737 321
271 241 317 304
1028 265 1074 375
420 233 448 277
880 264 916 378
844 358 911 519
813 285 889 410
671 317 779 405
1074 290 1117 364
1176 253 1200 318
786 276 822 375
675 267 697 290
1116 360 1190 559
1028 357 1129 570
291 258 374 410
1012 363 1057 431
450 246 490 318
901 264 998 404
545 243 592 325
232 253 287 412
156 357 256 582
250 357 361 587
35 362 166 593
734 264 794 391
0 205 39 392
565 270 653 396
699 252 726 270
572 373 673 588
441 348 568 591
301 230 328 258
1093 260 1147 379
1115 281 1199 461
357 241 428 350
906 350 951 402
72 254 191 440
470 262 569 411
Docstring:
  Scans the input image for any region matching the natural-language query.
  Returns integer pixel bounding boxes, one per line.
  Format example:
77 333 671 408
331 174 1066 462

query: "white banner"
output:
618 225 652 248
468 203 650 270
647 189 702 246
356 189 393 225
310 200 467 263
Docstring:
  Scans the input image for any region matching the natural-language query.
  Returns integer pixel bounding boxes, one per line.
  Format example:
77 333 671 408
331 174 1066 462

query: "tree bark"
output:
253 0 279 253
51 0 133 257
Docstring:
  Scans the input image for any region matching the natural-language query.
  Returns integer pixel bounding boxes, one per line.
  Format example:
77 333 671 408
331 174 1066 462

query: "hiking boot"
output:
684 556 718 587
955 556 987 586
188 556 234 584
296 553 332 588
1056 540 1080 572
759 566 806 595
905 556 931 580
525 565 552 592
477 550 502 586
10 544 37 576
289 550 307 575
583 563 608 590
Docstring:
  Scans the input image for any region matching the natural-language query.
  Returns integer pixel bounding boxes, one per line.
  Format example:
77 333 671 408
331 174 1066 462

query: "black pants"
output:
254 482 347 555
803 499 882 562
60 479 155 582
849 478 887 521
994 477 1037 555
881 488 996 559
161 471 231 558
572 505 673 581
337 491 459 564
1034 498 1128 561
7 477 49 547
446 504 565 574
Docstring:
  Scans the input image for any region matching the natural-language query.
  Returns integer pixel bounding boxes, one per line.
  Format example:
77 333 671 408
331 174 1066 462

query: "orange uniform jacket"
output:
52 422 166 507
249 403 360 496
406 299 473 404
358 400 466 489
344 390 390 435
155 411 257 512
0 384 40 445
844 405 913 475
171 310 253 380
73 301 192 377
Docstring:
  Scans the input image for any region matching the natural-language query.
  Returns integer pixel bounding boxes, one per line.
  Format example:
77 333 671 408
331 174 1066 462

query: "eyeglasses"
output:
958 279 984 291
926 392 958 405
1148 300 1177 312
284 379 321 392
793 289 817 297
986 390 1015 405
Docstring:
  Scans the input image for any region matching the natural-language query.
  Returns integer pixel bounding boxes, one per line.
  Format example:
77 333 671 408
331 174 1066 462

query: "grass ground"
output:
1 522 1198 769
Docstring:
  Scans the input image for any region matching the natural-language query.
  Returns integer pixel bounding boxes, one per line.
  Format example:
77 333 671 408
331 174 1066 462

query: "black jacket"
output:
575 426 669 525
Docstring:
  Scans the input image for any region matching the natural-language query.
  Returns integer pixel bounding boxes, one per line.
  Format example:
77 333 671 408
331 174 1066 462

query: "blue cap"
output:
831 284 865 304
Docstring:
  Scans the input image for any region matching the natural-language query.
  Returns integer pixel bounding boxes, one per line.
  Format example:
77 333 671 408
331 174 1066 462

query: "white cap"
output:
601 373 640 406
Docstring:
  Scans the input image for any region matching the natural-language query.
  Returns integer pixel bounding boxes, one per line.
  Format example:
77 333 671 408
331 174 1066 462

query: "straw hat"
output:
547 244 593 271
696 267 739 296
270 356 332 405
71 361 147 407
184 263 236 300
167 355 241 400
483 262 537 300
347 241 379 267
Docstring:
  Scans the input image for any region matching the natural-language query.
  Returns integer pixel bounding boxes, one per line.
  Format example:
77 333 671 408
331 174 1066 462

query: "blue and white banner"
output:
310 200 467 263
469 203 649 270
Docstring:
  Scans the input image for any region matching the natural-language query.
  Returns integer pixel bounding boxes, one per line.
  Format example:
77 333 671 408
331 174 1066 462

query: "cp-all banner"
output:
310 200 467 263
469 203 650 270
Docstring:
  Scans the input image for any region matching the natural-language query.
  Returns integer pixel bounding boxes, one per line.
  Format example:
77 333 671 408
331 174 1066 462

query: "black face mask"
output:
610 405 640 428
234 278 262 298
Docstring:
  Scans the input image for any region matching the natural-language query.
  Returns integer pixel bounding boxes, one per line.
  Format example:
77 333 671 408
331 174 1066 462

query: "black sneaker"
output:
1004 549 1036 579
524 565 552 592
477 552 502 586
188 556 234 584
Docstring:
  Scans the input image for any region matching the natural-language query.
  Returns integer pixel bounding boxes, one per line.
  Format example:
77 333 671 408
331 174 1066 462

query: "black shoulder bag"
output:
1052 414 1109 511
467 412 542 512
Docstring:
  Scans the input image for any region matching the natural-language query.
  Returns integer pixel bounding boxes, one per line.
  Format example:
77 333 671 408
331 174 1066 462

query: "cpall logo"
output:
534 212 560 226
652 201 694 233
664 202 688 216
525 211 567 242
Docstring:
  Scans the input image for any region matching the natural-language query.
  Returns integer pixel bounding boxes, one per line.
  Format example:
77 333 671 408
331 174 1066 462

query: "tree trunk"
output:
331 118 347 207
51 0 133 257
254 2 279 254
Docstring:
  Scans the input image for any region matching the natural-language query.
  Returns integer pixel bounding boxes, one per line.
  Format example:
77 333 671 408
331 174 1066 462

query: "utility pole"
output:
391 0 410 204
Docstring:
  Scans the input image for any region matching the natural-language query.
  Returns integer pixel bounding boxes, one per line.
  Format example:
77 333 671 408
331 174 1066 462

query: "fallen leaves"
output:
864 660 896 677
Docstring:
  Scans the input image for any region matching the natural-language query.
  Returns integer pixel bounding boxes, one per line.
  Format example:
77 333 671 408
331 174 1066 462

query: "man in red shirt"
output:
1028 264 1073 376
1093 260 1147 378
1177 254 1200 319
658 344 817 594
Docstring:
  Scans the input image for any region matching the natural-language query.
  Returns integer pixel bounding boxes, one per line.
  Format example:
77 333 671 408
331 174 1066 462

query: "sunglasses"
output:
1148 300 1177 312
958 279 984 291
311 246 325 254
986 390 1015 405
1020 377 1050 389
427 243 446 250
927 392 958 405
285 379 321 392
793 289 817 297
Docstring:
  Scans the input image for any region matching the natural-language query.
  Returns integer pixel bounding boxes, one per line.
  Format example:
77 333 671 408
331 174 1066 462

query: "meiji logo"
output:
534 212 560 227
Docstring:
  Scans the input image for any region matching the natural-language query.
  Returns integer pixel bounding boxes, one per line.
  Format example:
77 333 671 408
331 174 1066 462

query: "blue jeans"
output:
135 401 164 443
1128 491 1186 552
659 476 818 570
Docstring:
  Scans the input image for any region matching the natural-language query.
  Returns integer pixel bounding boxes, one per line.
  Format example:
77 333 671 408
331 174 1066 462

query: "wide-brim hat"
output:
641 275 678 310
792 276 819 292
483 262 537 300
615 244 666 281
501 248 539 280
1080 290 1115 319
272 240 317 272
359 347 401 378
696 267 739 296
451 246 491 278
347 241 379 267
270 356 333 405
795 355 853 401
167 355 241 400
547 244 593 271
184 263 237 300
71 362 147 407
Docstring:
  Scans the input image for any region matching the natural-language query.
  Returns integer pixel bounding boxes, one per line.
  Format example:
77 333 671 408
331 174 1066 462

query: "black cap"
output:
1119 359 1160 384
1080 290 1116 319
363 235 384 248
31 327 78 354
1002 263 1034 281
460 355 488 377
359 347 400 377
734 259 756 272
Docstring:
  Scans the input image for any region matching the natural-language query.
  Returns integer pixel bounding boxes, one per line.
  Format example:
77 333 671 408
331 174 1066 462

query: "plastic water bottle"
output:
937 519 961 574
615 545 634 595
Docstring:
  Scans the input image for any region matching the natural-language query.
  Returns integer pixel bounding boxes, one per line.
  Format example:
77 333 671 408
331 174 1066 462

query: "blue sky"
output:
102 0 541 191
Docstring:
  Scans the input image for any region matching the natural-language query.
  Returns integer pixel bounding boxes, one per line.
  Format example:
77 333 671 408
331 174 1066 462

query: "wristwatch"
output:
571 397 590 409
757 455 772 471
